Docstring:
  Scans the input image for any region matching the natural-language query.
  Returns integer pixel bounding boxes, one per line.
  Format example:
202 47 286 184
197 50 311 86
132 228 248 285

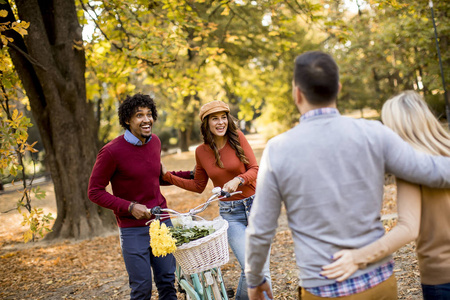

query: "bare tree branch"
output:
7 43 47 71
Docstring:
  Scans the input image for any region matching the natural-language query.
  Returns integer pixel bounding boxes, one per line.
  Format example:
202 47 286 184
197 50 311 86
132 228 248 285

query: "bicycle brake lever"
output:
151 206 161 216
220 190 231 198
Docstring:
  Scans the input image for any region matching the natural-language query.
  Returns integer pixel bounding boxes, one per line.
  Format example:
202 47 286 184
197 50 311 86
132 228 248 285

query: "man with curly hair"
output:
88 93 191 300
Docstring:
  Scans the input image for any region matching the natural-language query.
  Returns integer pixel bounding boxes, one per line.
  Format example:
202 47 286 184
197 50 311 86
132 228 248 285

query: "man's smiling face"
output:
126 107 154 143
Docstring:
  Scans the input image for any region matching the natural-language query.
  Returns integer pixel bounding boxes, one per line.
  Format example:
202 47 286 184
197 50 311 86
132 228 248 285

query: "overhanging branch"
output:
8 43 47 71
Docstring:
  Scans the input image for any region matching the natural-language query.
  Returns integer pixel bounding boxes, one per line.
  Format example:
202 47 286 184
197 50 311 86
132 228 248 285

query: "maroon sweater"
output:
88 134 189 228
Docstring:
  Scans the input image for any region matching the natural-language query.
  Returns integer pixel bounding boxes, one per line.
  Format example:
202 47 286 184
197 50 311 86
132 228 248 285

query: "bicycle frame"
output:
148 187 241 300
176 264 228 300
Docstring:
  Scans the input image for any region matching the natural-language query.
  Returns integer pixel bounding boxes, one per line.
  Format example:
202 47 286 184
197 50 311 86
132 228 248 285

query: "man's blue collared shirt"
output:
124 129 152 146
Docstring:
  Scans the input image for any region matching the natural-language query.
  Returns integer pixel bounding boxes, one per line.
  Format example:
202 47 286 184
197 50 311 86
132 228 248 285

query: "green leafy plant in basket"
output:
169 225 216 247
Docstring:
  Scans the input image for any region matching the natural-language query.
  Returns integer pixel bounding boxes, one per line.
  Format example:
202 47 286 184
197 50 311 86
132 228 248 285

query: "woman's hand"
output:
160 161 167 176
320 250 359 282
223 177 241 193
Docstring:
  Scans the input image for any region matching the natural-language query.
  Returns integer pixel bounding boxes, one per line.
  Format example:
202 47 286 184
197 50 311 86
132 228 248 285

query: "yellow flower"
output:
149 220 177 257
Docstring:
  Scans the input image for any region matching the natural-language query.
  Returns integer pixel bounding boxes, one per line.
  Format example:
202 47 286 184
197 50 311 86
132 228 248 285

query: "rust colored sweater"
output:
163 131 258 201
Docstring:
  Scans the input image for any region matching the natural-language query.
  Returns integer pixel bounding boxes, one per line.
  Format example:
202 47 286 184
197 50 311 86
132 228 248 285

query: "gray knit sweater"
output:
245 113 450 288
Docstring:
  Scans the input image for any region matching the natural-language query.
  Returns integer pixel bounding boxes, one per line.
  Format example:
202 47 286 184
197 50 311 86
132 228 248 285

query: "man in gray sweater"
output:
245 51 450 300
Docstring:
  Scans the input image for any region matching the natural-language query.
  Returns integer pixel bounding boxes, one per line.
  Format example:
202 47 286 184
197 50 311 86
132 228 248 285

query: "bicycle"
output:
148 187 241 300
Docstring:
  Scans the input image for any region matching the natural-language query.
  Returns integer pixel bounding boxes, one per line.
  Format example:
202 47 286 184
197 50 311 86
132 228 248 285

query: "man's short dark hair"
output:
118 94 158 130
294 51 339 105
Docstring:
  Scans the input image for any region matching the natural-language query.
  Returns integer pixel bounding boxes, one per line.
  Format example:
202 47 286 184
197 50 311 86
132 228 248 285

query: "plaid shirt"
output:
305 260 394 297
300 107 339 122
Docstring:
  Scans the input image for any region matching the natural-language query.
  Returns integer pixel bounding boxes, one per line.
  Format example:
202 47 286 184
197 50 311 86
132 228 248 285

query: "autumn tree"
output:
80 0 203 151
215 1 321 134
82 0 236 151
323 0 450 118
9 0 444 242
81 0 323 148
1 0 116 240
0 40 53 241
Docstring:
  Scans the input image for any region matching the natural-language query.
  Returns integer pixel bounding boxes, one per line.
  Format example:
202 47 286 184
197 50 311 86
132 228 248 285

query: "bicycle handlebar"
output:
148 187 242 219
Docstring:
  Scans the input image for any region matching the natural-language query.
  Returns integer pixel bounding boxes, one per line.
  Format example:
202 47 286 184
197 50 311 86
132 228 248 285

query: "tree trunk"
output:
178 92 198 152
179 128 191 152
3 0 116 240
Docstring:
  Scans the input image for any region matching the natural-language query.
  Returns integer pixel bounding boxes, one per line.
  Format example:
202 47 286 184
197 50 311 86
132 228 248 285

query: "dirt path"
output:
0 134 422 299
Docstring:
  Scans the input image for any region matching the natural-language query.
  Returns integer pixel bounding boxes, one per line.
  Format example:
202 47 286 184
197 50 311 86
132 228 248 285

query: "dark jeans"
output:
422 282 450 300
119 220 177 300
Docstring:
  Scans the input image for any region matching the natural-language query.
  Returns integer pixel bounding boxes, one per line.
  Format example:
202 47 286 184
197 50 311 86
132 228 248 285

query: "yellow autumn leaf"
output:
0 10 8 18
11 109 19 120
20 21 30 29
221 6 230 16
0 252 16 259
1 35 9 46
26 141 39 153
116 82 128 95
9 165 17 177
225 35 239 43
23 230 33 243
11 22 28 37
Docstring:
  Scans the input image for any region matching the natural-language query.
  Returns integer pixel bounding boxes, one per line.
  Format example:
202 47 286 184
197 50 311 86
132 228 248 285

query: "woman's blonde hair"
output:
381 90 450 157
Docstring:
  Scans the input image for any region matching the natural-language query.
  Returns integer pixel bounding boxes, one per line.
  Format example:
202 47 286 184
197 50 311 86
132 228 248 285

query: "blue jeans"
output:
119 220 177 300
219 198 271 300
422 282 450 300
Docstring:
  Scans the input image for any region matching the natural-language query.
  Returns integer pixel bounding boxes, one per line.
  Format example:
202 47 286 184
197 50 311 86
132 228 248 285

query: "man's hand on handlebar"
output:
130 203 152 219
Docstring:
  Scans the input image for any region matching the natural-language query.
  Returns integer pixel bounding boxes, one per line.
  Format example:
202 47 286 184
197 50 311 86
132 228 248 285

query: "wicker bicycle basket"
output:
173 218 229 275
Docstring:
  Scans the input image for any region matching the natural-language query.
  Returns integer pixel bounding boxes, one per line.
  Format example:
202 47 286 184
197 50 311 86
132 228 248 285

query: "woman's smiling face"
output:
208 111 228 137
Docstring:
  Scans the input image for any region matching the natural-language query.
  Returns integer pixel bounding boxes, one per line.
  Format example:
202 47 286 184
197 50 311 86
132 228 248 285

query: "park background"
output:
1 0 449 299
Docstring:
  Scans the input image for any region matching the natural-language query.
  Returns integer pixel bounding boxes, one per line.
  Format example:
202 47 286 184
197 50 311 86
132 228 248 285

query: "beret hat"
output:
199 100 230 121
